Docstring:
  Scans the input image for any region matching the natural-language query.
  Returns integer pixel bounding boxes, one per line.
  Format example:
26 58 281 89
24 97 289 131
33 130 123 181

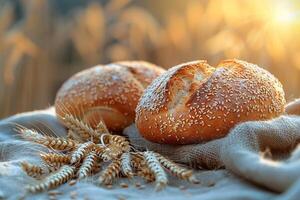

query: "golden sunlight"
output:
272 1 298 25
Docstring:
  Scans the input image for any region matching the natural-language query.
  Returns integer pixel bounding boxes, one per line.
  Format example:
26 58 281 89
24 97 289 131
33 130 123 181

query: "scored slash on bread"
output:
19 58 284 193
136 59 286 144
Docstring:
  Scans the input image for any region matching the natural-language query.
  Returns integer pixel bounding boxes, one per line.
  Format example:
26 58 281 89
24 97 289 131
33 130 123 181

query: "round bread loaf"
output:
136 59 286 144
55 61 165 131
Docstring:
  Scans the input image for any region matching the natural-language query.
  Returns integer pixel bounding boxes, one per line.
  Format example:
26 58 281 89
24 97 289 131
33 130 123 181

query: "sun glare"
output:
272 1 298 25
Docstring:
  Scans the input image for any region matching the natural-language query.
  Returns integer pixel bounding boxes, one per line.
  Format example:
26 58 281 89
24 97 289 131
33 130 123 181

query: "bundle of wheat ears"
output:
18 113 199 193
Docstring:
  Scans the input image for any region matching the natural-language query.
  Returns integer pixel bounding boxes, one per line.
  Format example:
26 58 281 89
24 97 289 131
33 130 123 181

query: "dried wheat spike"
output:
20 128 78 150
67 129 74 140
94 144 105 155
154 153 199 183
96 120 109 135
143 151 168 191
107 135 130 152
136 166 156 182
94 144 113 162
101 135 130 160
102 144 122 161
120 152 133 178
70 141 95 164
98 159 121 185
41 153 70 172
92 162 102 174
130 153 145 169
78 151 97 179
27 165 75 193
21 162 46 179
67 129 84 142
48 164 63 173
62 114 100 142
40 153 70 171
131 155 155 182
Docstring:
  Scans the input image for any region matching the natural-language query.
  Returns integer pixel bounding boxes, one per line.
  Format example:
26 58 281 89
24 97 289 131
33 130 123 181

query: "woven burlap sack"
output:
0 108 276 200
1 100 300 199
124 103 300 193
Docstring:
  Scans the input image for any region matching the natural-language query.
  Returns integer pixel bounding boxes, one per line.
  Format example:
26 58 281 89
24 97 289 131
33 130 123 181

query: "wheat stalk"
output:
78 151 97 179
107 135 130 152
70 141 95 164
62 114 101 142
100 135 130 160
130 153 145 169
143 151 168 191
131 154 155 182
40 153 70 171
20 128 78 150
96 120 109 135
67 129 85 142
120 152 133 178
91 162 102 174
94 144 105 155
27 165 75 193
98 159 121 185
154 153 199 183
136 166 156 182
21 162 46 179
20 117 198 192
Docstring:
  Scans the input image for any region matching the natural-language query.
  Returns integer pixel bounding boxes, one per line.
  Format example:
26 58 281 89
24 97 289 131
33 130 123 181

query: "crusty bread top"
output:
55 61 165 131
116 61 166 87
136 59 286 144
136 60 215 113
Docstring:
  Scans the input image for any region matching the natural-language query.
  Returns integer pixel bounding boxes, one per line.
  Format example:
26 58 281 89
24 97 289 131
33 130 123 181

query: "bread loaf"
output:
55 61 165 131
136 59 286 144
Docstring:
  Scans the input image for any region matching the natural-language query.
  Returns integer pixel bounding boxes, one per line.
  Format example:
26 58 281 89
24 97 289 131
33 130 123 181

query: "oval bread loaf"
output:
55 61 165 131
136 59 286 144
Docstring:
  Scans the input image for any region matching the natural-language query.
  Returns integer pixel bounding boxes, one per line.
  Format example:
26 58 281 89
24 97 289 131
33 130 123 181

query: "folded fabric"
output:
124 115 300 194
0 105 300 199
0 109 275 200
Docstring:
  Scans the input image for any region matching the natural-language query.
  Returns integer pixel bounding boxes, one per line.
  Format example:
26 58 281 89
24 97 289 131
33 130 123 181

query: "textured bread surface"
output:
136 59 286 144
55 61 165 131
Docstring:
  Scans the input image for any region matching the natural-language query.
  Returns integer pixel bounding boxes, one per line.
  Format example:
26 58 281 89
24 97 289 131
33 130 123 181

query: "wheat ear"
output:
78 151 97 179
70 141 95 164
120 152 133 178
94 144 105 155
154 153 199 183
62 114 100 142
20 128 78 150
108 135 130 152
101 135 130 160
131 155 155 182
96 120 109 135
94 144 113 162
131 153 147 170
40 153 70 171
143 151 168 191
67 129 84 142
98 159 121 185
27 165 75 193
21 162 46 179
92 162 102 174
137 166 156 182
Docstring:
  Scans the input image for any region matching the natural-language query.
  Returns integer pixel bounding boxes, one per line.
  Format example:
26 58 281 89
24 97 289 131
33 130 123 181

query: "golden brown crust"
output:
136 59 286 144
116 61 166 87
55 61 165 131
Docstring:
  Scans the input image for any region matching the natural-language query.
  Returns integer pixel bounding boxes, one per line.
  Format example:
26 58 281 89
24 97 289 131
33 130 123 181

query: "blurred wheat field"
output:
0 0 299 118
